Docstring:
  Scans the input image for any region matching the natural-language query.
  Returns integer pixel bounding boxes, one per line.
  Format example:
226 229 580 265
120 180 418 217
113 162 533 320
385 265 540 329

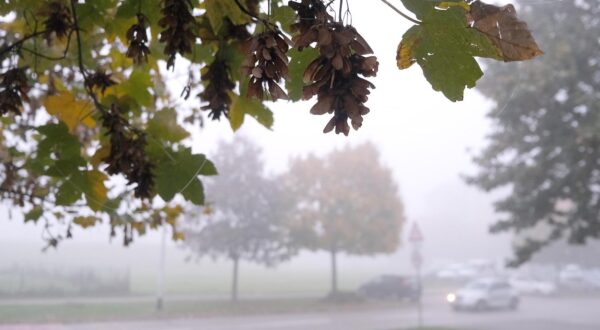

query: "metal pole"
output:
156 225 167 311
417 262 423 328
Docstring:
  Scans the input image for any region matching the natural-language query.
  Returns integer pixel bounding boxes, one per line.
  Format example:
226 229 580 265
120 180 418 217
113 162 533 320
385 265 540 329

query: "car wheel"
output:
475 300 488 312
509 297 519 310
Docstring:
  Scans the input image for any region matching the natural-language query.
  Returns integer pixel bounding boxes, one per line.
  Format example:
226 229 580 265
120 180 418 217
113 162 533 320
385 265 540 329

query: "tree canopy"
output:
0 0 539 246
182 137 294 301
283 143 405 293
468 0 599 265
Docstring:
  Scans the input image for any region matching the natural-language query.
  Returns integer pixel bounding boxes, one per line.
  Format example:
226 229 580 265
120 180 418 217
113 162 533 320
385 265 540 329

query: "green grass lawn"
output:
0 297 412 324
397 328 462 330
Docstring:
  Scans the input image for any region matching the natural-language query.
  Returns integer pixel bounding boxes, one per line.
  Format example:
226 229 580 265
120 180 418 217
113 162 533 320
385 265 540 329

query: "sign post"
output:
409 222 424 328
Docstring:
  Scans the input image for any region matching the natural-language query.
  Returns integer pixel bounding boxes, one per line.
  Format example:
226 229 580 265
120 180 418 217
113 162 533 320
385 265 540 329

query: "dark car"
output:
357 275 421 301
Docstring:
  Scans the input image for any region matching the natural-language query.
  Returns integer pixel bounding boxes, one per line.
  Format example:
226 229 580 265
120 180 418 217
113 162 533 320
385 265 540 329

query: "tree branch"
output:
232 0 277 30
0 31 46 60
69 0 107 115
378 0 421 25
21 28 74 62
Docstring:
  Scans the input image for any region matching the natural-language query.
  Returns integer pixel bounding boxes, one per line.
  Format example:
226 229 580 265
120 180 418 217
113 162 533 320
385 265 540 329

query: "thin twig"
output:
378 0 421 25
0 187 47 203
232 0 277 30
70 0 88 79
0 31 46 59
21 47 67 61
70 0 107 115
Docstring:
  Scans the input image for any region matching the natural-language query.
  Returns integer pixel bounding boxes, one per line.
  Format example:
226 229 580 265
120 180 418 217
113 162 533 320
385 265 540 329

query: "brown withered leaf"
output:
469 0 543 62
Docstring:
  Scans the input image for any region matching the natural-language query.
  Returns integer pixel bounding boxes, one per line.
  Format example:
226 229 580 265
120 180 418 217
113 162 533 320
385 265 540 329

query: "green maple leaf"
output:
228 92 274 131
398 2 500 101
204 0 252 34
147 108 190 143
155 148 218 205
287 48 320 102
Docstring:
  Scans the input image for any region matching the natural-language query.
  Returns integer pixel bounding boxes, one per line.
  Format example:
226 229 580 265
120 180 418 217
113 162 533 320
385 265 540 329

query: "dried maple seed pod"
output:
199 56 235 120
0 68 30 116
85 70 117 94
242 30 291 101
101 104 154 199
126 14 151 65
288 0 331 37
41 1 73 46
289 1 378 136
244 0 261 17
159 0 197 70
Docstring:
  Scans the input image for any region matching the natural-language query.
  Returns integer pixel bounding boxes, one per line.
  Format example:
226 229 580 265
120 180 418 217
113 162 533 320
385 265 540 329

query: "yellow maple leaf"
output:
437 1 470 11
73 216 99 229
172 231 185 241
85 170 108 211
397 29 421 70
44 92 96 132
91 144 110 168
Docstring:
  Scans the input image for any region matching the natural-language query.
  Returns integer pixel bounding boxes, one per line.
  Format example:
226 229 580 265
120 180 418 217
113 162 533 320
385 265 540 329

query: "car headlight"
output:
446 293 456 303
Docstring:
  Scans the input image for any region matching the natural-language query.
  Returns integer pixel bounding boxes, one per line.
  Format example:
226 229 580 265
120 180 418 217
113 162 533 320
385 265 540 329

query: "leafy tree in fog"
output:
468 0 600 264
182 137 295 301
283 143 405 295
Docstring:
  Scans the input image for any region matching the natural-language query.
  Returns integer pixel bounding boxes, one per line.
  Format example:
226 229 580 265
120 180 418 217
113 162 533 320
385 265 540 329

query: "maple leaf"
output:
396 5 499 101
469 0 543 62
44 91 96 132
73 216 100 229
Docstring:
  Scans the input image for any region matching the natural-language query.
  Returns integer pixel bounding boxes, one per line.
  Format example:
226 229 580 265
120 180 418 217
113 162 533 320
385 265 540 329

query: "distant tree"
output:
283 143 405 295
468 0 600 265
182 137 295 301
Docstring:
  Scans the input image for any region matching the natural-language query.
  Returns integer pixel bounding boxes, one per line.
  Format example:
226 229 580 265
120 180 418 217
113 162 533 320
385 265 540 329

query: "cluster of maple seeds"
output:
196 14 252 120
158 0 197 70
0 68 30 116
41 1 72 46
85 71 117 94
242 30 291 101
126 14 151 65
289 0 378 135
100 104 154 199
198 54 235 120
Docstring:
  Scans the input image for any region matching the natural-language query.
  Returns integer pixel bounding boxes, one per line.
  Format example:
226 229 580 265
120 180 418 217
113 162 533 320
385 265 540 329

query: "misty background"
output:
0 0 513 299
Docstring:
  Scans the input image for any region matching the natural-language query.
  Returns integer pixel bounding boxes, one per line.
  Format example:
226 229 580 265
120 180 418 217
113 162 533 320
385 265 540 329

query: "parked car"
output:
559 265 600 291
357 275 421 301
559 264 589 290
436 264 477 280
509 276 557 295
446 278 519 311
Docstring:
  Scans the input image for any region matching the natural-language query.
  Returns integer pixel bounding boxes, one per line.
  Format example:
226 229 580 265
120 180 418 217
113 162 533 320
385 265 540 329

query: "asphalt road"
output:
2 294 600 330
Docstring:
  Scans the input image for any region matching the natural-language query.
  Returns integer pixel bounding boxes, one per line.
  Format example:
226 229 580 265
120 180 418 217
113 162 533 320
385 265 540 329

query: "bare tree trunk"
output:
231 256 239 302
330 249 338 295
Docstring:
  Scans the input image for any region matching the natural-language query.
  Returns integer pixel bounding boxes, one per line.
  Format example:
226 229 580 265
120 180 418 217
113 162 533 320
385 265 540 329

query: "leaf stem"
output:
378 0 421 25
233 0 275 29
70 0 107 115
0 31 46 60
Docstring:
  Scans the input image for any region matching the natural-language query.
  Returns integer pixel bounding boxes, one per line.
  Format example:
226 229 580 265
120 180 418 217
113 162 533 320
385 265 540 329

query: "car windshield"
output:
465 281 491 290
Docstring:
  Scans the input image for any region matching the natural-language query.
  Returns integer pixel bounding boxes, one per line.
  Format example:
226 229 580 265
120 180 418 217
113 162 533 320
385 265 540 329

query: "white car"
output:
509 276 556 295
447 278 520 311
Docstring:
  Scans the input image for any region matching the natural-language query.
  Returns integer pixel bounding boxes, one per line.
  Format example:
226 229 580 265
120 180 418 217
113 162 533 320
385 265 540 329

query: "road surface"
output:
1 294 599 330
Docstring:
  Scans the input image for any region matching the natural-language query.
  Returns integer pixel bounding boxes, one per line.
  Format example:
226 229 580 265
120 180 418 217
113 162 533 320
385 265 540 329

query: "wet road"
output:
2 294 599 330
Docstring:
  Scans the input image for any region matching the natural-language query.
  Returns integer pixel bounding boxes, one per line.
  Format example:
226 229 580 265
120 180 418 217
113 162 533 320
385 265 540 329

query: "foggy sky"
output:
0 1 517 269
